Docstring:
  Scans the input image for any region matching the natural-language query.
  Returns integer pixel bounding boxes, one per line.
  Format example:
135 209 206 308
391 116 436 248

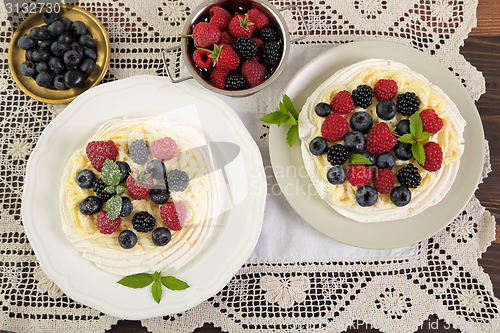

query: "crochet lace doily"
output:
1 0 498 332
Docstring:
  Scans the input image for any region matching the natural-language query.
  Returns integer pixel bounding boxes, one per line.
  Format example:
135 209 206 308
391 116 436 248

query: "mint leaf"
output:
283 94 298 120
102 159 121 186
284 115 297 126
105 186 116 194
286 124 298 147
260 111 290 126
349 154 372 165
398 133 416 144
161 276 190 291
118 273 154 288
417 131 433 142
106 195 122 220
152 280 162 304
116 185 125 196
412 142 425 165
410 113 423 138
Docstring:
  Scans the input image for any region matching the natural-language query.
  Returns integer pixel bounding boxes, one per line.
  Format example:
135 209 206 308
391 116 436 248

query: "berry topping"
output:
128 139 150 164
261 42 281 65
309 137 328 156
420 108 443 134
394 141 413 160
351 84 374 108
247 9 269 30
356 186 378 206
326 144 349 166
149 185 170 205
321 113 350 142
234 36 258 60
165 169 189 192
347 164 371 187
79 196 102 215
374 79 398 100
76 169 95 189
92 178 115 202
126 170 154 200
420 141 443 172
315 102 332 117
118 230 137 249
374 168 395 194
396 92 420 116
219 31 236 46
241 59 266 87
397 163 422 188
259 27 277 42
212 44 241 71
375 152 396 169
229 14 255 39
160 201 188 231
192 48 213 68
330 90 355 115
343 131 366 153
349 111 373 133
225 74 246 90
395 119 411 135
146 160 166 179
96 210 121 234
210 67 229 89
376 100 397 120
327 166 346 185
366 122 397 154
132 211 156 233
390 186 412 207
192 22 221 48
151 137 177 161
209 6 231 31
120 196 133 217
152 227 172 246
85 140 118 172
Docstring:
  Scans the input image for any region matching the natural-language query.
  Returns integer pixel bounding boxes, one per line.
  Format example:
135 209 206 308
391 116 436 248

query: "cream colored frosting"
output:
298 59 466 222
60 117 219 275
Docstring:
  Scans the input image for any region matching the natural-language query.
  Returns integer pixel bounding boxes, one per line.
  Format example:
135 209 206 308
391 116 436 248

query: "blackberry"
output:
129 139 149 164
326 144 349 166
397 163 421 188
351 84 374 108
132 211 156 233
165 170 189 192
234 36 258 60
261 42 281 65
225 74 246 90
259 27 277 42
92 178 115 202
396 92 420 116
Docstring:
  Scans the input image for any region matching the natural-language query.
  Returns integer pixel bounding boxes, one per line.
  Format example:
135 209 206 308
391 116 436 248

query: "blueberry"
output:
29 27 49 41
53 74 68 90
356 186 378 207
116 161 131 183
84 47 97 60
64 69 85 88
20 61 37 77
375 152 396 169
18 35 36 50
42 10 60 25
79 34 96 48
120 196 133 217
25 48 35 61
50 40 69 57
314 102 331 117
359 151 376 166
80 58 96 76
36 61 49 73
39 38 54 50
48 21 66 37
394 141 413 160
326 166 346 185
76 169 96 188
31 48 51 63
58 31 75 44
35 71 54 88
395 119 411 136
343 131 366 152
48 56 65 74
63 50 83 68
69 41 84 55
309 137 328 156
147 160 166 179
71 21 88 36
390 186 411 207
376 100 397 120
79 196 102 215
349 111 373 134
152 227 172 246
118 230 137 249
149 185 170 205
61 17 72 31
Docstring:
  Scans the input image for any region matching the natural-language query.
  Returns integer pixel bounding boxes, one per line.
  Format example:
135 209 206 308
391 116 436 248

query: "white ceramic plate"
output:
22 75 266 320
269 41 484 249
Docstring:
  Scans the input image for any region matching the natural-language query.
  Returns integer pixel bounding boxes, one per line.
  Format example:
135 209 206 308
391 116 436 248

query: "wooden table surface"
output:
109 1 500 332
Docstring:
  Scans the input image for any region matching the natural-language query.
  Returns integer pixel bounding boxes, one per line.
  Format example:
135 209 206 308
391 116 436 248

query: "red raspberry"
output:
241 59 266 87
193 22 220 48
151 137 177 161
420 141 443 172
85 140 118 172
420 108 443 134
330 90 355 115
366 122 397 154
209 6 231 31
374 79 398 100
321 113 350 142
229 14 255 39
126 170 154 200
247 9 269 30
253 37 264 60
210 67 229 89
160 201 188 231
214 44 240 70
347 165 371 187
219 31 235 46
192 49 213 68
373 168 394 194
96 211 121 234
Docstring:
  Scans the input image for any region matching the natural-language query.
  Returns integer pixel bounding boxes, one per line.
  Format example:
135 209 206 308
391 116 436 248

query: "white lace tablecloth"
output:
1 0 499 332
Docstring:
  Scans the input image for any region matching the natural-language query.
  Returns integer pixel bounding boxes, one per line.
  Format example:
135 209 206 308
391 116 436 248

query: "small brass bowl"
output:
8 5 111 104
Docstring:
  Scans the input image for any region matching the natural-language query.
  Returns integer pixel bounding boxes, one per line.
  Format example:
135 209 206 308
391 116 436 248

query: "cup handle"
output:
161 46 193 83
278 5 310 44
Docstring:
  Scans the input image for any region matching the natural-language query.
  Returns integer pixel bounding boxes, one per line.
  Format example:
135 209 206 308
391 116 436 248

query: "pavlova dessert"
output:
60 117 219 275
298 59 466 222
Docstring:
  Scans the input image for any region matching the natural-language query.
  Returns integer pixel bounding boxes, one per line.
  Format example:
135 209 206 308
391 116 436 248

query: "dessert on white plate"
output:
298 59 466 222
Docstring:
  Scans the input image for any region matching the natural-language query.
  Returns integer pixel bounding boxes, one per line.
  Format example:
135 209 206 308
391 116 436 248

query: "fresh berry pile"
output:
17 9 98 90
76 135 192 250
310 79 446 208
183 5 282 91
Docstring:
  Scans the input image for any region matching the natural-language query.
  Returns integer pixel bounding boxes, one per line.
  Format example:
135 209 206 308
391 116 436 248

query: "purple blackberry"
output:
326 144 349 166
351 84 374 108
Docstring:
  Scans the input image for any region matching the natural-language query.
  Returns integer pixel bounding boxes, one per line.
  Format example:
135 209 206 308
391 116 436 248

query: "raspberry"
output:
396 92 420 116
241 59 266 87
126 170 154 200
420 108 443 134
374 168 394 194
192 22 221 48
128 139 149 164
209 6 231 31
247 8 269 30
397 163 421 188
261 42 281 65
151 137 177 161
229 14 254 39
321 113 349 142
96 211 121 234
210 67 229 89
366 122 397 154
225 74 246 90
420 141 443 172
160 201 188 231
192 48 213 68
347 165 371 187
213 44 240 70
374 79 398 100
351 84 374 108
219 31 235 46
85 140 118 172
330 90 355 115
326 144 349 166
234 36 258 60
132 211 156 233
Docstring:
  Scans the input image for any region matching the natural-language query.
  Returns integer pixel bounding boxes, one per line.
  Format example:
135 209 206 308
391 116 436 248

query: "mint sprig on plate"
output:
260 94 299 147
118 271 189 304
397 113 432 165
101 159 126 220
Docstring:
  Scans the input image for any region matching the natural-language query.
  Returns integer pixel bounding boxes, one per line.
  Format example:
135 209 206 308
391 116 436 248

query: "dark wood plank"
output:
470 0 500 37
